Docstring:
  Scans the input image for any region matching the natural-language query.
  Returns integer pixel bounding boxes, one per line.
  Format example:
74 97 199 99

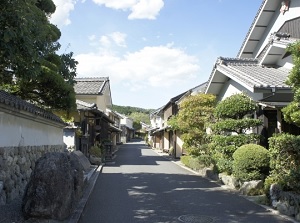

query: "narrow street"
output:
79 140 293 223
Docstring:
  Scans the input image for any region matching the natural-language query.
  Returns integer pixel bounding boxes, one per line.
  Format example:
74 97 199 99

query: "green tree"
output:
282 41 300 126
0 0 77 111
210 93 262 174
129 112 150 130
168 93 216 156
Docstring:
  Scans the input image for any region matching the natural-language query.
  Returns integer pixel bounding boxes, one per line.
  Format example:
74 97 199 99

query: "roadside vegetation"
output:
168 41 300 201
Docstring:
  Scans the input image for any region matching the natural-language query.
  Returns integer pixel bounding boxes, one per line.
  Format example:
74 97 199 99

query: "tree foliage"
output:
0 0 77 111
168 93 216 156
210 93 262 174
214 93 257 119
266 133 300 192
233 144 269 181
282 41 300 126
128 112 150 129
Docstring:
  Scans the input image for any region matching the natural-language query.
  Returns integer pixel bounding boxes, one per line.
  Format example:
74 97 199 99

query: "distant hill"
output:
112 105 155 126
112 105 155 116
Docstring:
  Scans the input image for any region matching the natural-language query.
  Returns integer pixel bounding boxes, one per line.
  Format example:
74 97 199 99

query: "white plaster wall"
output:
163 132 169 151
120 118 133 129
277 54 293 69
254 1 300 58
76 95 97 106
150 116 163 129
217 79 263 102
176 133 184 157
0 112 63 147
63 130 76 149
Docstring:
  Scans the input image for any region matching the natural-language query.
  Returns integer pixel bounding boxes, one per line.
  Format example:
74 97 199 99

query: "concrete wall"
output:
0 112 63 147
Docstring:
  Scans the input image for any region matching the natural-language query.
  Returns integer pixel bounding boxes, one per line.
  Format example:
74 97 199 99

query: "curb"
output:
68 164 104 223
151 148 299 223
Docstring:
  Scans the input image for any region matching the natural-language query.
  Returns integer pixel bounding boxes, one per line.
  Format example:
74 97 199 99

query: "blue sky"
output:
50 0 262 109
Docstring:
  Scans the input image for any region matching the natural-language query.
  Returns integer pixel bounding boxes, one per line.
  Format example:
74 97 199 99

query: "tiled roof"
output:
74 77 109 95
216 57 290 89
0 90 65 124
76 99 97 110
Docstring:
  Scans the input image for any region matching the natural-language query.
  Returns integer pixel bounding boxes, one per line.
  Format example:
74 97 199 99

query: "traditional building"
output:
205 0 300 137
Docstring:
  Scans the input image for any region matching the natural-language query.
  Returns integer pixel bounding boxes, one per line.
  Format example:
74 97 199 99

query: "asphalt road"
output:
78 140 294 223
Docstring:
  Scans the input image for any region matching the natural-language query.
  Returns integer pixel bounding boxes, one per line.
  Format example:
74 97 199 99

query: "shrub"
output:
89 143 102 157
267 133 300 192
180 155 213 171
210 93 262 174
233 144 269 181
214 93 257 119
210 134 260 174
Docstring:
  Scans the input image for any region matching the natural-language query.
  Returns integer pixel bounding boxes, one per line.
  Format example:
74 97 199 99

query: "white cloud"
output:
50 0 77 27
109 32 127 47
129 0 164 20
88 32 127 49
75 44 200 91
88 35 96 41
92 0 164 20
99 35 111 48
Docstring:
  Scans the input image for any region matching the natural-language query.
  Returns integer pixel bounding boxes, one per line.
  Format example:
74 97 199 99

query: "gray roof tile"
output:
76 99 97 110
217 57 290 89
0 90 65 124
74 77 109 95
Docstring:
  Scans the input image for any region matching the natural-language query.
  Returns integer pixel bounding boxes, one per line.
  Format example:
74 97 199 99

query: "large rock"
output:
72 150 91 171
219 173 240 189
22 152 84 221
239 180 263 195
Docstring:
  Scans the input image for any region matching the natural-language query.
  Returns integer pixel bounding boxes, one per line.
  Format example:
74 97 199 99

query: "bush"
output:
180 155 213 171
214 93 257 119
210 134 260 174
267 133 300 192
89 143 102 157
233 144 269 181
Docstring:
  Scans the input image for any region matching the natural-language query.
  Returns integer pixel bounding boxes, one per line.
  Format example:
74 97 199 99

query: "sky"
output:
50 0 263 109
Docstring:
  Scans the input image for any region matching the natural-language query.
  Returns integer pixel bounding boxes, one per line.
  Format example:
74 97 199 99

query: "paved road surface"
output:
79 140 294 223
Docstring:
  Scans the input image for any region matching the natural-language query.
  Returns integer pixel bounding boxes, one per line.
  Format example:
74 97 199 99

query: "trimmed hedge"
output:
265 133 300 192
233 144 269 181
210 134 260 174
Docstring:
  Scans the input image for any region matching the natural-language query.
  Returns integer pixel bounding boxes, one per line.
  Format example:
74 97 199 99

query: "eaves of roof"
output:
0 90 65 125
76 99 114 123
108 124 122 132
205 57 291 95
177 82 208 104
237 0 281 58
152 125 170 134
76 99 97 110
162 91 187 111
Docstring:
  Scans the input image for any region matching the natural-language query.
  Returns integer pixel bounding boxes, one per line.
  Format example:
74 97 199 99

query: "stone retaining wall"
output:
0 145 64 205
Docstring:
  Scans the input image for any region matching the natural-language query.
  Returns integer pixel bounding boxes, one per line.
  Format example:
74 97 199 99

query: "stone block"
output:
219 173 240 189
239 180 263 195
72 150 91 171
0 181 3 191
22 152 84 221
